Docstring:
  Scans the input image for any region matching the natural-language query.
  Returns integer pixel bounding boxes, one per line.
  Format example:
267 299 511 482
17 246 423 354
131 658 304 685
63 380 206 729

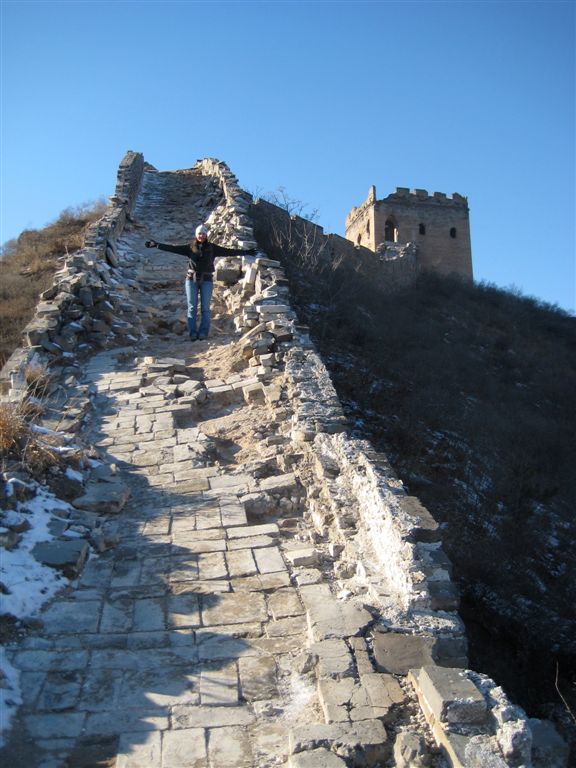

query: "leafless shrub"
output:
0 402 55 475
253 186 319 222
253 187 327 271
24 362 53 398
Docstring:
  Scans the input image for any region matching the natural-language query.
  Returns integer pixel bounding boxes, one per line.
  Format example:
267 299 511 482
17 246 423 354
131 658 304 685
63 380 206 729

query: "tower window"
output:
366 220 370 235
419 223 426 235
384 218 398 242
450 227 457 239
357 234 362 245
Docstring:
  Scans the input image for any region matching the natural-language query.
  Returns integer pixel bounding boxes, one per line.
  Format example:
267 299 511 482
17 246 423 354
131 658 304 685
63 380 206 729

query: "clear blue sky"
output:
1 0 574 312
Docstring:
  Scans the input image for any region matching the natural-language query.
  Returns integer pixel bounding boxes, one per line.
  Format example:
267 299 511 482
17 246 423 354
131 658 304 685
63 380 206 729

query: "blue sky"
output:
1 0 574 312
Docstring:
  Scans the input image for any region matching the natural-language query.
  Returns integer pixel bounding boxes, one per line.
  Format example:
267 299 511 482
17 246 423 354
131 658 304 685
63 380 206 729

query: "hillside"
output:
0 202 107 368
253 207 576 730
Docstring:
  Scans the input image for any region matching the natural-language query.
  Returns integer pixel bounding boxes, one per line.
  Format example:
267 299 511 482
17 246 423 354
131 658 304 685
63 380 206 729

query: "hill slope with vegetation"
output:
0 201 107 368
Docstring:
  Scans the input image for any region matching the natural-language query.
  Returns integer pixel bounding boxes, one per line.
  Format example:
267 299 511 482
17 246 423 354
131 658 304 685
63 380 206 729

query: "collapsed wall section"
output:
0 150 147 400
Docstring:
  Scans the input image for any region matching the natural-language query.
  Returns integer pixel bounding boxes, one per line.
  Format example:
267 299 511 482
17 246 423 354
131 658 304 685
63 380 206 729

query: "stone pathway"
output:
1 167 430 768
2 158 567 768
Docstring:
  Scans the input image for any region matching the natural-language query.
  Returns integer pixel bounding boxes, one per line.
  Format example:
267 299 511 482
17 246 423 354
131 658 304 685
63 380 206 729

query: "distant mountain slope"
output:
254 207 576 729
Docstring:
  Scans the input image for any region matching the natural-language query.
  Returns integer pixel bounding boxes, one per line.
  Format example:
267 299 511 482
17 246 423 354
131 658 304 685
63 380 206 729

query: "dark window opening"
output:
419 223 426 235
384 219 398 242
450 227 457 239
357 234 362 245
366 220 370 235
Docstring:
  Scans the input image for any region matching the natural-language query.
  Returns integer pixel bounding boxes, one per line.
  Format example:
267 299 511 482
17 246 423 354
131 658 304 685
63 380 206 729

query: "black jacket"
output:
156 240 253 281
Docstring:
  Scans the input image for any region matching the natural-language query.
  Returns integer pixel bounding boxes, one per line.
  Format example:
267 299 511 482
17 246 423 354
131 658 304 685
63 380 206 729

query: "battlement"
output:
346 186 468 230
386 186 468 204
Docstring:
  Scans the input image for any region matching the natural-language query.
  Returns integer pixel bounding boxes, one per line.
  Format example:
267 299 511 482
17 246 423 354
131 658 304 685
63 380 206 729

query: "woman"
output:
145 225 255 340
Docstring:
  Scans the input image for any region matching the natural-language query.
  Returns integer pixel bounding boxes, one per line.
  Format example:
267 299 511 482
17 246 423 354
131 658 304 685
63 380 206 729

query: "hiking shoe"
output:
198 335 207 341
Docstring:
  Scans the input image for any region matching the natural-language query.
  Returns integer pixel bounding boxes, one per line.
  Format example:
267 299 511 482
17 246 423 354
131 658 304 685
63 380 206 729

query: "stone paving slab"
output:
161 728 207 767
119 667 200 707
40 600 101 634
200 663 239 705
231 572 291 591
172 537 227 554
198 551 228 580
208 725 254 767
172 705 254 729
169 560 200 582
196 633 261 662
10 649 90 672
266 616 308 637
226 548 258 576
116 731 162 768
227 534 278 550
289 748 347 768
24 712 86 739
254 546 287 574
83 709 169 737
227 523 280 539
251 634 308 655
201 591 267 626
268 588 305 619
289 720 388 767
171 528 224 541
300 584 374 641
168 593 201 628
239 656 278 701
171 579 231 595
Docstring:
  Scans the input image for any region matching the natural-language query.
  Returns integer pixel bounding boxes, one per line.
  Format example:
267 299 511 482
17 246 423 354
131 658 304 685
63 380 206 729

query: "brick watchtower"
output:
345 186 473 280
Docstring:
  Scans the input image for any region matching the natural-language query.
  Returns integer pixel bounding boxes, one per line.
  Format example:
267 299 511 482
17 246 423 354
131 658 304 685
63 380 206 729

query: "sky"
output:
1 0 574 313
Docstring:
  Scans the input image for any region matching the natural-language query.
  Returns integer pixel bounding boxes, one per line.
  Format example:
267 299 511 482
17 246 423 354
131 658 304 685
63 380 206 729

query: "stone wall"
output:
250 198 419 295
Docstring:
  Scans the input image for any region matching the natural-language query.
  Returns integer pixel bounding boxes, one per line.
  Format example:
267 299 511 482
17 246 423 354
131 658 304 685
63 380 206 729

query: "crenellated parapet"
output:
386 187 468 205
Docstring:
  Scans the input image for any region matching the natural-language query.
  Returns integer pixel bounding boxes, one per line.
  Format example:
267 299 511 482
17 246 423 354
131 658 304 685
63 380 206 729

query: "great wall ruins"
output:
0 153 568 767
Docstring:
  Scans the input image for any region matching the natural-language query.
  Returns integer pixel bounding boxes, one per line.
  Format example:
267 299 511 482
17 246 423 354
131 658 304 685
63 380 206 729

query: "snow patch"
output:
1 485 68 618
1 482 73 746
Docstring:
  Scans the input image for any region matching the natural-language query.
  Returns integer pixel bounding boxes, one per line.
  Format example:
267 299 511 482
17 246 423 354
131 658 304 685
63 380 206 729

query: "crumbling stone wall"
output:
0 150 149 399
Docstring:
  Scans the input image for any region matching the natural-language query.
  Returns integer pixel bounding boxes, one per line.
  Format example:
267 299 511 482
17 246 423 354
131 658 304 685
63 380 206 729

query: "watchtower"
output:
345 185 473 280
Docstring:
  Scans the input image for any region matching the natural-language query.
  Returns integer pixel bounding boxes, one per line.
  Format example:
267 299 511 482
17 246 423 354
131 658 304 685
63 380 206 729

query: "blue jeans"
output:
185 278 213 338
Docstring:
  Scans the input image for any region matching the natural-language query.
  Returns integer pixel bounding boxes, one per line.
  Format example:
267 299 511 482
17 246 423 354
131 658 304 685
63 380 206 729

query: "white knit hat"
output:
195 224 208 237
